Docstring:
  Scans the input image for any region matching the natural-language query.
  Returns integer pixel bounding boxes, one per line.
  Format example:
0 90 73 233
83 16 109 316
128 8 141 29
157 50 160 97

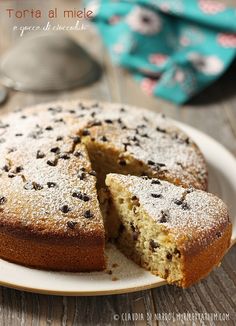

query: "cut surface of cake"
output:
105 174 232 287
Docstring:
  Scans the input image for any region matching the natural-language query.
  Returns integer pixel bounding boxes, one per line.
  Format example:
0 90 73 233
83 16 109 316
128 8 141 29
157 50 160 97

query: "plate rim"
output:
0 119 235 296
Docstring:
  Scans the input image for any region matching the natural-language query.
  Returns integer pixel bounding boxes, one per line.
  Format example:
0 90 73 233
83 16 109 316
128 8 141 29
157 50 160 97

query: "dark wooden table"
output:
0 0 236 325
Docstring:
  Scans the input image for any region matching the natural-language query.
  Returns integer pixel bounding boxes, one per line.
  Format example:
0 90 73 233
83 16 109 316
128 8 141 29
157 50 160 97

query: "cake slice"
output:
105 174 232 287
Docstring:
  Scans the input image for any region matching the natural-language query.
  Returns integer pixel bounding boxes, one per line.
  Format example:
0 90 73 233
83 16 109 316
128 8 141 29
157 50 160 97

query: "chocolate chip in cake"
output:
56 136 63 141
82 129 90 136
2 165 10 172
174 248 181 257
156 127 166 133
151 179 161 185
8 147 17 154
151 193 162 198
0 123 9 129
50 147 60 154
54 118 65 123
149 239 160 252
174 199 182 206
159 210 168 223
36 150 45 159
181 202 190 210
72 191 90 202
67 221 77 229
14 166 23 173
8 173 15 178
60 153 70 160
71 136 81 144
104 119 113 124
148 160 155 166
45 126 53 131
166 253 172 260
47 159 58 166
120 108 126 112
78 171 86 180
89 170 97 177
74 151 82 157
118 159 127 166
15 133 23 137
24 181 43 191
131 196 138 201
89 120 102 127
47 182 57 188
69 110 76 114
60 205 71 214
0 196 7 205
84 210 93 218
101 135 108 142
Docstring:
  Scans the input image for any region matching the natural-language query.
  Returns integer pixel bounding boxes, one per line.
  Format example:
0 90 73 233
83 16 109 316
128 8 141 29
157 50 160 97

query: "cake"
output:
0 99 229 284
105 174 232 287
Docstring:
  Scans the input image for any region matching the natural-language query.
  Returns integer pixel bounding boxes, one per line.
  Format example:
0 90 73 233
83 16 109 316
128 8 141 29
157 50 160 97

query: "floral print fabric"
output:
87 0 236 104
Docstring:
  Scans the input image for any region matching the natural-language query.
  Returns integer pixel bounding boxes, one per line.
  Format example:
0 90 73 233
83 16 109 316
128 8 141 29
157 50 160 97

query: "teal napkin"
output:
87 0 236 104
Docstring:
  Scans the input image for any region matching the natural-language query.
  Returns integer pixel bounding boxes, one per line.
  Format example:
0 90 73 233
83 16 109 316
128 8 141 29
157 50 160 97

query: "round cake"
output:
0 100 215 277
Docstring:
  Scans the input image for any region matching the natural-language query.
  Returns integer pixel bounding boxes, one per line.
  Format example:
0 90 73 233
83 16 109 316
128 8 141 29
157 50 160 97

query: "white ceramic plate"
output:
0 122 235 296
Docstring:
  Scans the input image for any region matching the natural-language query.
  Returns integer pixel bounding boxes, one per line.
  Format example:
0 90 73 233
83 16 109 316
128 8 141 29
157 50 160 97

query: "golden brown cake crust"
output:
0 100 207 271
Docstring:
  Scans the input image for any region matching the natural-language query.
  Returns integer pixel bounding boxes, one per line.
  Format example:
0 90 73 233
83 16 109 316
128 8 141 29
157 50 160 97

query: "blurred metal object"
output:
0 33 101 92
0 86 8 105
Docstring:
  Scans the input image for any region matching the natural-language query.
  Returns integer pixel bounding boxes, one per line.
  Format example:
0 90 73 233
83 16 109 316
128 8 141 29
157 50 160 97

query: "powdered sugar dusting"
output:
0 100 207 237
109 174 230 252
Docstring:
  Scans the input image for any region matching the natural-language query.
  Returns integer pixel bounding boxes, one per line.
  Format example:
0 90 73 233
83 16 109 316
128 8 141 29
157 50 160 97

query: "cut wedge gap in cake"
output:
105 174 232 287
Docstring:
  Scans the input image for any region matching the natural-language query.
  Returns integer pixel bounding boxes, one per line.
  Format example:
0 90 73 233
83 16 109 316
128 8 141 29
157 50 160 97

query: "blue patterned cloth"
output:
87 0 236 104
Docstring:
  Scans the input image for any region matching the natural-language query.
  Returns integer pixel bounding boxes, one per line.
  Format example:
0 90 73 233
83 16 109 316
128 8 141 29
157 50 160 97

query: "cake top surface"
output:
106 174 230 252
0 100 207 239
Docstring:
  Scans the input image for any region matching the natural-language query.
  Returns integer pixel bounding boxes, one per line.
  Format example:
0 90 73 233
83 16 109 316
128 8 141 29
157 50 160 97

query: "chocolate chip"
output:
47 182 57 188
149 239 160 251
8 173 15 178
72 191 90 202
74 151 82 157
120 108 126 112
89 170 96 176
8 148 16 154
50 147 60 154
151 193 162 198
56 136 63 141
0 197 7 205
24 182 43 191
104 119 113 124
156 127 166 133
131 196 138 201
78 172 86 180
156 163 166 167
54 118 65 123
2 165 10 172
67 221 77 229
89 120 102 127
159 210 168 223
181 202 190 210
101 135 108 142
36 150 45 159
72 136 81 144
60 205 70 213
45 126 53 131
174 199 182 206
82 129 90 136
14 166 23 173
69 110 76 114
174 248 181 257
60 153 70 160
47 159 57 166
166 253 172 260
0 123 9 129
84 210 93 218
15 133 23 137
151 179 161 185
119 159 127 166
148 160 155 165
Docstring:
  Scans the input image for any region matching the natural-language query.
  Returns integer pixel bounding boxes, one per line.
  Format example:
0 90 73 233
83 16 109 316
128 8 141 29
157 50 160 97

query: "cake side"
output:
105 174 232 287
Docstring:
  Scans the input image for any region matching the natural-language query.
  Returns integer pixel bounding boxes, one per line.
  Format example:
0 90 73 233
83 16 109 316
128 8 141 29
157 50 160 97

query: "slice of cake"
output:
105 174 232 287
